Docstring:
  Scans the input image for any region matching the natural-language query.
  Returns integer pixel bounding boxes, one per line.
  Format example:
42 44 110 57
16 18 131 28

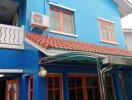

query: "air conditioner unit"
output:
31 12 49 31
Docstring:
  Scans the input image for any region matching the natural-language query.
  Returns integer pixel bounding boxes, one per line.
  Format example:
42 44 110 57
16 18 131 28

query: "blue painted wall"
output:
0 0 128 100
24 0 126 49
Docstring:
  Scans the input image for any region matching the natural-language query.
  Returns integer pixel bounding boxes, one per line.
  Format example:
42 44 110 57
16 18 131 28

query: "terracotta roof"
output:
25 33 132 57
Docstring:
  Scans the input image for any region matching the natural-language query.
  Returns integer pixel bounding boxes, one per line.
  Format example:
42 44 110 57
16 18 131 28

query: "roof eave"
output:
113 0 132 17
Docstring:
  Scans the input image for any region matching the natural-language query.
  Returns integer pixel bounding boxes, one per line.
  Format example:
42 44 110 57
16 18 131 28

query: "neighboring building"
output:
0 0 132 100
123 29 132 50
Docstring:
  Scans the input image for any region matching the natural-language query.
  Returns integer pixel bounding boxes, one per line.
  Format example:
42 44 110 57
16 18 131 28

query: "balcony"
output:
0 24 24 49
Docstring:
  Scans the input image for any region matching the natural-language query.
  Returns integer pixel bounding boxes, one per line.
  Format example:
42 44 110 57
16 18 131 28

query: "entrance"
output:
0 80 18 100
0 80 6 100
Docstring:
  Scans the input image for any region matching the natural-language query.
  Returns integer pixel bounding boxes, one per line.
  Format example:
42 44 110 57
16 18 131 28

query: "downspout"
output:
96 57 113 100
101 65 113 100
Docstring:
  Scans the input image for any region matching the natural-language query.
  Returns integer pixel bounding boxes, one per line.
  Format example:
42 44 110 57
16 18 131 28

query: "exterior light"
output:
0 74 4 78
39 67 47 78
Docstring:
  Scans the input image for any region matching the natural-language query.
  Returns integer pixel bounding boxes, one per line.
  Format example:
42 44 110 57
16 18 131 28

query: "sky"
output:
121 13 132 29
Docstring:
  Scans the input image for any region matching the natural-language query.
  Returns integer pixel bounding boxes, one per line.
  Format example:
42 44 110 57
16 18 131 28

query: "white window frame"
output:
97 17 118 45
49 2 78 37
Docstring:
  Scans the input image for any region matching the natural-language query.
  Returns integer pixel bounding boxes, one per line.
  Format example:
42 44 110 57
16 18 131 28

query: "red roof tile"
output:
25 33 132 57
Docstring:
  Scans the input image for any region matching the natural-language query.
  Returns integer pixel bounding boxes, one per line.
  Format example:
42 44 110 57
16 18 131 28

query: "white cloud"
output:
121 13 132 29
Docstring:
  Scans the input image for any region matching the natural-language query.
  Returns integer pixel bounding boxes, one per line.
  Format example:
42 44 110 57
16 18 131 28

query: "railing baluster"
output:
0 24 24 49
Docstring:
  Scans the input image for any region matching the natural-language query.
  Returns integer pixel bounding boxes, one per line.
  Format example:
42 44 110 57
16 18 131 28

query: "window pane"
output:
55 90 60 100
47 74 62 100
68 77 75 88
106 77 112 86
86 77 100 100
94 88 100 100
63 13 73 34
69 89 76 100
86 78 92 88
76 77 82 87
54 77 59 88
87 88 94 100
48 77 53 89
50 10 60 31
93 77 99 87
48 90 53 100
107 87 115 100
77 89 84 100
105 76 115 100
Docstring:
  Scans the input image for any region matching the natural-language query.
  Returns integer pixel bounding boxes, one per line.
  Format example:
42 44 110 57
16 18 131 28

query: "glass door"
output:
6 80 18 100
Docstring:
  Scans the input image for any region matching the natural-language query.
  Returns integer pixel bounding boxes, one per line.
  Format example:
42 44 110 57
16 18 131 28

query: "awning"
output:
40 51 104 65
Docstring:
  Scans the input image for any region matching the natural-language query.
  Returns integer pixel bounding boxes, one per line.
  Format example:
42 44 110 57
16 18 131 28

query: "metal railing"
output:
0 24 24 49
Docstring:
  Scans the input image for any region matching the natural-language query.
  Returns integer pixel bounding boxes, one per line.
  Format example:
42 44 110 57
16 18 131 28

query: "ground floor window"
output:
68 75 100 100
105 76 115 100
46 74 115 100
46 74 63 100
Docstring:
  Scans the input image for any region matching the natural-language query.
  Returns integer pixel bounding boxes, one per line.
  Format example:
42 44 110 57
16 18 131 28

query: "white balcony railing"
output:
0 24 24 49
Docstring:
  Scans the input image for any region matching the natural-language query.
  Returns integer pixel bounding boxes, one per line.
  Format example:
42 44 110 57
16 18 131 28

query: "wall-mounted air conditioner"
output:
31 12 49 31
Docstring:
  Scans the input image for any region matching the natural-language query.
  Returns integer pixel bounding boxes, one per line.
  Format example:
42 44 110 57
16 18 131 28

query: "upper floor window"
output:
98 18 117 44
50 7 74 34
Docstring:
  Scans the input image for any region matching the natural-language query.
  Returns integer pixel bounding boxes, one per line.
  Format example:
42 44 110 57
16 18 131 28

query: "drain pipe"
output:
101 65 113 100
97 57 105 100
96 57 113 100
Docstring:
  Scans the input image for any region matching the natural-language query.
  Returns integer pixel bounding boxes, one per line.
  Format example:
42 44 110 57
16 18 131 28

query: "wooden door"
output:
6 80 18 100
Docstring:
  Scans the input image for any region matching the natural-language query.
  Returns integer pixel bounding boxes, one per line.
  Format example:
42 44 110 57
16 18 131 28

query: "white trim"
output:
49 2 76 12
123 29 132 33
0 69 24 74
0 44 24 50
97 17 118 45
97 17 115 24
100 40 118 45
50 30 78 38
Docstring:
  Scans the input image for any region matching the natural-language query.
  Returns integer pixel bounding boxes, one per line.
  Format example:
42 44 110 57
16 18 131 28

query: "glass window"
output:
105 76 115 100
50 7 74 34
86 77 100 100
98 18 117 43
68 77 84 100
68 75 115 100
46 74 62 100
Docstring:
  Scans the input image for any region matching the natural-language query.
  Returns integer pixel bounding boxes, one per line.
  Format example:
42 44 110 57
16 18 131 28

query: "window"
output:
68 74 115 100
46 74 62 100
105 76 115 100
98 18 117 44
28 76 33 100
50 7 74 34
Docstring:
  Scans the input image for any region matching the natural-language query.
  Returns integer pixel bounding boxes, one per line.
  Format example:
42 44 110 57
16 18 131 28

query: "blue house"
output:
0 0 132 100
